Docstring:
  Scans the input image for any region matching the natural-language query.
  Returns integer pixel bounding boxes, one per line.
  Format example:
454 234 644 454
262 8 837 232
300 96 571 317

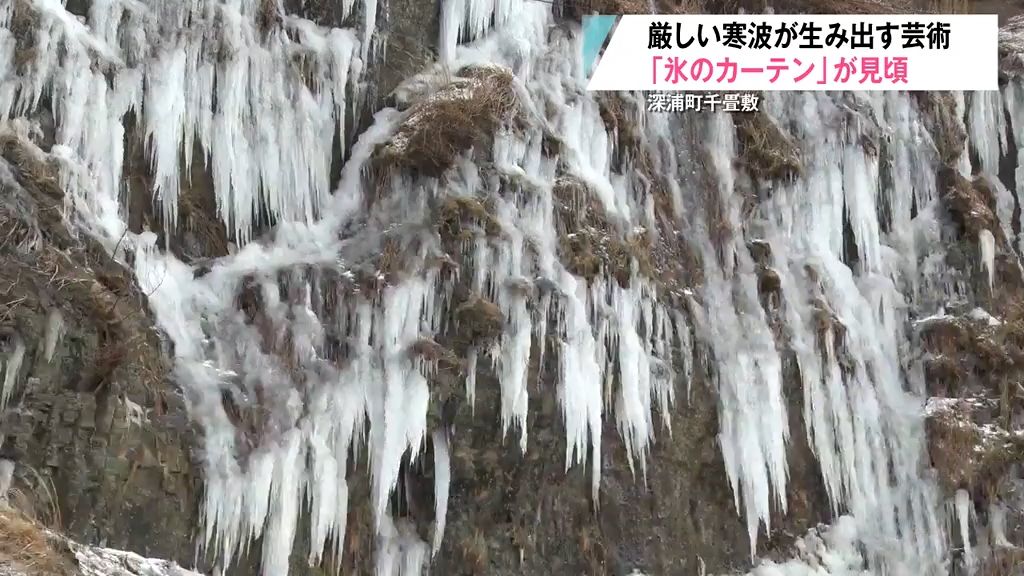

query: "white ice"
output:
1 336 24 412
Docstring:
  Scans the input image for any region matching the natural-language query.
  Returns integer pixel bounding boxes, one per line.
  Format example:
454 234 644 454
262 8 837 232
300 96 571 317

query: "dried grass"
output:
176 182 231 259
348 233 413 295
407 334 452 360
552 175 654 287
0 509 74 576
919 317 971 356
0 193 41 255
926 406 983 492
940 168 1000 240
455 294 504 343
923 354 963 395
459 529 489 574
408 337 459 368
926 401 1024 496
18 465 60 531
914 92 967 166
378 236 404 278
552 176 606 234
704 193 733 264
811 298 847 347
734 111 802 182
377 67 519 178
550 138 696 290
438 196 503 246
596 93 643 171
257 0 280 36
757 266 781 296
94 338 128 378
979 547 1024 576
1 131 169 398
0 135 62 205
10 0 40 73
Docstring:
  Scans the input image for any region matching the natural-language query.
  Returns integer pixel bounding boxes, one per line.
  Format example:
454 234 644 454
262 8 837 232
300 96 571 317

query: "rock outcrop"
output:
0 128 198 563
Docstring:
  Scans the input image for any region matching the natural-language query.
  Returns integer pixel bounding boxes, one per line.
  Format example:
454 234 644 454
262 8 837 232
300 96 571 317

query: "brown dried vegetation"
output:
0 509 75 576
376 66 519 178
940 168 1002 241
592 92 703 290
0 133 169 397
914 92 968 166
926 401 1024 495
734 111 802 182
438 195 504 248
10 0 39 74
459 529 489 574
409 337 462 372
552 175 655 287
596 92 643 172
455 294 505 344
257 0 282 37
979 546 1024 576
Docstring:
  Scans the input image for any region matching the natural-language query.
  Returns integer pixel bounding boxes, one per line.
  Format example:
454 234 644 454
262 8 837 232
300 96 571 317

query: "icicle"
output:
376 517 429 576
742 516 869 575
1 335 25 411
0 459 13 506
262 431 306 575
560 274 604 504
438 0 467 65
361 0 379 64
430 430 450 556
955 489 975 572
989 501 1012 548
437 0 516 64
696 111 790 557
967 91 1007 175
611 283 654 482
43 308 64 363
465 347 477 414
979 229 995 292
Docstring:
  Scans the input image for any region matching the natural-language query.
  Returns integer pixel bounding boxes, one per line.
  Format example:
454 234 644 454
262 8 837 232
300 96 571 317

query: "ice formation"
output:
953 489 976 572
979 229 996 291
989 501 1012 548
4 0 1024 574
741 516 871 576
43 307 63 364
1 335 24 411
0 459 13 503
71 543 205 576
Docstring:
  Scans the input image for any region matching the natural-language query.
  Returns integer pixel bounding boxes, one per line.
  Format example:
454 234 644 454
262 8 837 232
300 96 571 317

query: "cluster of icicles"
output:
4 0 1024 574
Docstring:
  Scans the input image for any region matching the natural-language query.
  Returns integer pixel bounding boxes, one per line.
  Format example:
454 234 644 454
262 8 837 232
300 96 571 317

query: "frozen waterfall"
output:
4 0 1024 574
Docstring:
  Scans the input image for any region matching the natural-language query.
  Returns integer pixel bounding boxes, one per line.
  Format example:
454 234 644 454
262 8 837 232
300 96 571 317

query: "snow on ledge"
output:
70 542 204 576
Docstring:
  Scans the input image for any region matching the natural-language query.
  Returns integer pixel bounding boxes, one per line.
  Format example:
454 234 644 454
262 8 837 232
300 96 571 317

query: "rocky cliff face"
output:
0 126 198 562
3 1 1024 575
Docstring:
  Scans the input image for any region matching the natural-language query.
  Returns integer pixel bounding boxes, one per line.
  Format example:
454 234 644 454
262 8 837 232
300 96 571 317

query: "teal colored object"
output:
583 15 618 78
